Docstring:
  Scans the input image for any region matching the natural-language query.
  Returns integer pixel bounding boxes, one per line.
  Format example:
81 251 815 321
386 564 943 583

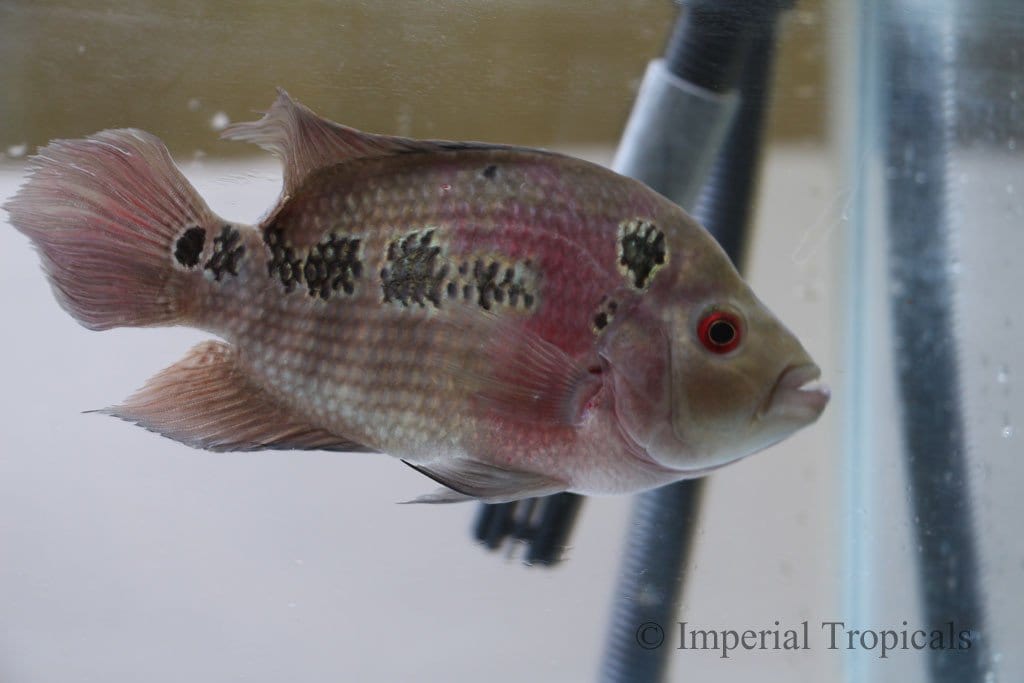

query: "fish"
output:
3 89 829 503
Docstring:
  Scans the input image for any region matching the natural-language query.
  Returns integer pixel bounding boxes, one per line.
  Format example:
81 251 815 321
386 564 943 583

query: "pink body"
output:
207 150 678 495
5 91 829 502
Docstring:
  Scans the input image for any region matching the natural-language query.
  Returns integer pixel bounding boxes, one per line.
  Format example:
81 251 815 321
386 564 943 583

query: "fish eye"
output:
697 309 742 354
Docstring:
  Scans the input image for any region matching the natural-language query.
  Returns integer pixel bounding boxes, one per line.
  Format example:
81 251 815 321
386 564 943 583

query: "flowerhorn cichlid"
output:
4 90 829 503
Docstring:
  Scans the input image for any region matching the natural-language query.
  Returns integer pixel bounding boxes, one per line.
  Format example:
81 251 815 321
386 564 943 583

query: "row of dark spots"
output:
380 229 535 312
173 225 246 281
303 234 362 299
265 226 362 299
381 229 448 307
265 227 304 291
452 259 533 311
205 226 245 281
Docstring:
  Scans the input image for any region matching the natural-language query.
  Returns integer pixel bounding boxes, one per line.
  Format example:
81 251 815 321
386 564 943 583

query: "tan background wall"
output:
1 0 824 156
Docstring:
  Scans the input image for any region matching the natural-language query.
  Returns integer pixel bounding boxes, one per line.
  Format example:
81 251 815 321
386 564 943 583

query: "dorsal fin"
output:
222 89 447 194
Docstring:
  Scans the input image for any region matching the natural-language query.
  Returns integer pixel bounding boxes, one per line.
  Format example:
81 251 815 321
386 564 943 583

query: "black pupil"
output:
708 319 735 346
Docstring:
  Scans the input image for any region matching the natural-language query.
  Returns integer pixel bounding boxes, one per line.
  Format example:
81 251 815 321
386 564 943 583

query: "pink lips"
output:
762 363 831 421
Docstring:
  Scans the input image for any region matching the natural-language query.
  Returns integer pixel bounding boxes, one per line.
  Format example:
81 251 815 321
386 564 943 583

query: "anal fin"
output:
401 459 567 504
102 340 369 453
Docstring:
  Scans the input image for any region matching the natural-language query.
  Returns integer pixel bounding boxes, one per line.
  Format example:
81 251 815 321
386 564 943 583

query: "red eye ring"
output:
697 310 742 354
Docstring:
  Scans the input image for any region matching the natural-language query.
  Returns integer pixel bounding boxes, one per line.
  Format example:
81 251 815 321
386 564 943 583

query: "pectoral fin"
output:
444 306 604 428
401 459 567 504
100 340 370 453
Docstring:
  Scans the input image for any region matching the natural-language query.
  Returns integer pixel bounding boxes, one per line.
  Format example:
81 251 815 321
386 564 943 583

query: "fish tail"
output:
3 129 221 330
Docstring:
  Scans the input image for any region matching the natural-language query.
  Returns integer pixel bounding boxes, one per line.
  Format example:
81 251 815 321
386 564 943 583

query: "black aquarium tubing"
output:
692 4 784 266
665 0 791 94
598 4 787 682
526 490 585 566
878 7 989 681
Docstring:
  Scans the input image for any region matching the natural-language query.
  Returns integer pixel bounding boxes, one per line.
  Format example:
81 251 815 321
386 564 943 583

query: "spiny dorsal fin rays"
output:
222 89 461 195
221 89 548 197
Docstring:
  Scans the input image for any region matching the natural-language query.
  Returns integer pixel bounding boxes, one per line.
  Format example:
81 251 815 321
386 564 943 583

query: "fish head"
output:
600 225 829 476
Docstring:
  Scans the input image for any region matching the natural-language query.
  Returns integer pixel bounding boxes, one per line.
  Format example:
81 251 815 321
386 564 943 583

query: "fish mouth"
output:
760 363 830 422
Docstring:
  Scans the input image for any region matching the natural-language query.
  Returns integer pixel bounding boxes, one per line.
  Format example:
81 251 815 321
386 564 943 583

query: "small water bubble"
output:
6 143 27 158
76 44 86 55
395 104 413 137
996 365 1010 384
187 98 201 112
1009 138 1017 151
1001 424 1014 439
210 111 230 131
799 283 818 302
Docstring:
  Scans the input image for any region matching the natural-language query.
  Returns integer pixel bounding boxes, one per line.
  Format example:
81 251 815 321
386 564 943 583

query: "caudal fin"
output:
3 129 221 330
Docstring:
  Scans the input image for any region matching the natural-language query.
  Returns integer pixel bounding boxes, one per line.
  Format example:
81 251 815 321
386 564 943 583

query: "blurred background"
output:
0 0 825 153
0 1 1019 682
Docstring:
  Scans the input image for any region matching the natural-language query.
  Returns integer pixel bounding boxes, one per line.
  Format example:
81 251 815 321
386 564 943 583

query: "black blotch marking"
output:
619 219 666 289
381 229 449 307
450 259 534 311
204 225 245 281
472 259 501 311
265 227 303 291
174 226 205 268
304 234 362 300
592 295 618 333
482 165 498 180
